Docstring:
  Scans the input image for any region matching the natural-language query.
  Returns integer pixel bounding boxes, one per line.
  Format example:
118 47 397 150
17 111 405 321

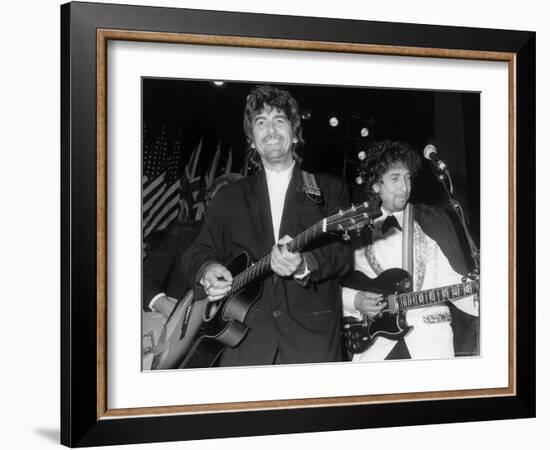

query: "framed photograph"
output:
61 1 535 447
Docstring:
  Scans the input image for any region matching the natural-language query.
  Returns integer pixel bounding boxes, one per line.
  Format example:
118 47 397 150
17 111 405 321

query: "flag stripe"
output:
143 183 166 218
144 206 178 239
142 126 185 244
144 180 179 222
143 189 180 238
143 173 166 202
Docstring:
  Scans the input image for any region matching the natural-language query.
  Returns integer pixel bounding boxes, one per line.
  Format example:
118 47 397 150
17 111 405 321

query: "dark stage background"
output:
142 79 480 261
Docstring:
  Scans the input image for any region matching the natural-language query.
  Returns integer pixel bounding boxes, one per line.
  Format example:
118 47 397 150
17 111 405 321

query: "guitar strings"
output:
396 280 479 311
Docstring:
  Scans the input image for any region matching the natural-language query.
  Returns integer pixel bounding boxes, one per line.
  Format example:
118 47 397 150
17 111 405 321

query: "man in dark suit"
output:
181 85 351 367
143 221 202 313
342 140 479 361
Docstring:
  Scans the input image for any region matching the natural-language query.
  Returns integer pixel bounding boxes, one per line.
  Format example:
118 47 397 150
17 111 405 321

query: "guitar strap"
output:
402 203 414 275
301 170 324 206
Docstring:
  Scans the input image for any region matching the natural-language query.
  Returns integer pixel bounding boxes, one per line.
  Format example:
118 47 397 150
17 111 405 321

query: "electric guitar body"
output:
342 268 414 354
342 268 478 354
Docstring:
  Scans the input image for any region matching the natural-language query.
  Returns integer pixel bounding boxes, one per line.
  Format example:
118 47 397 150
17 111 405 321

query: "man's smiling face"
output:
251 105 296 170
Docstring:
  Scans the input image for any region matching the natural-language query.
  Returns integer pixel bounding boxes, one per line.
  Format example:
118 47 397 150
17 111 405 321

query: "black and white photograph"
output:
141 79 480 371
53 1 537 447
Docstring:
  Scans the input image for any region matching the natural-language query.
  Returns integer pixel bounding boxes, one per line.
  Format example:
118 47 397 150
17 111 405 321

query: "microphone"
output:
423 144 448 172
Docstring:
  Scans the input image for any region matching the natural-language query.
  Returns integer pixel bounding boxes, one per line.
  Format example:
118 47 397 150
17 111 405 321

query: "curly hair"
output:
362 140 421 197
242 85 304 173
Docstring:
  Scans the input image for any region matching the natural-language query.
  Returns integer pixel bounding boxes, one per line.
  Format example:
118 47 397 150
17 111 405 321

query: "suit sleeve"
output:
304 176 352 283
180 190 231 287
142 231 179 310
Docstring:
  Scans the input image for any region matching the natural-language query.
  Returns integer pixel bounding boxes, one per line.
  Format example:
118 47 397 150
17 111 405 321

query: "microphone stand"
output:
435 168 480 280
433 161 480 358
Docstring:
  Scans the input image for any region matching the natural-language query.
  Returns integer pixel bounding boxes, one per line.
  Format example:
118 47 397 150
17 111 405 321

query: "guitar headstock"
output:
325 201 382 238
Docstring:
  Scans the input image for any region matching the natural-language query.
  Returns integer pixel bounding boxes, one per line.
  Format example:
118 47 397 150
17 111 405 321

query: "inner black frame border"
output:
61 1 535 447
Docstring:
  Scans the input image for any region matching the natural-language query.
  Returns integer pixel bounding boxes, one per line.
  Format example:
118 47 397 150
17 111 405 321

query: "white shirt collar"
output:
264 161 295 183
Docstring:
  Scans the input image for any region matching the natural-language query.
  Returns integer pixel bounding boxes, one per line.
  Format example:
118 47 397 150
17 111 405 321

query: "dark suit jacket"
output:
351 203 479 357
142 221 202 311
181 166 352 366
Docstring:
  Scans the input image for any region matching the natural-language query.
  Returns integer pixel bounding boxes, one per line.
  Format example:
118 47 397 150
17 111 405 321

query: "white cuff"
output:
342 287 362 318
148 292 167 312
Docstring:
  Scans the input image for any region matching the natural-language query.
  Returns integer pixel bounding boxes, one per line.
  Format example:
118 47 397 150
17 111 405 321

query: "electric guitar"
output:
151 201 381 370
342 269 479 354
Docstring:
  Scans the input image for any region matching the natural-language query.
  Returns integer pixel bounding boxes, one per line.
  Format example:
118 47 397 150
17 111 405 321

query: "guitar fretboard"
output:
198 202 377 302
396 281 479 312
226 219 325 297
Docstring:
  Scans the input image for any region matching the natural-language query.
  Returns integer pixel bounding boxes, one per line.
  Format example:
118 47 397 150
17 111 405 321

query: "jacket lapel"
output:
246 166 306 288
279 166 306 243
414 204 469 275
269 166 303 289
245 170 275 259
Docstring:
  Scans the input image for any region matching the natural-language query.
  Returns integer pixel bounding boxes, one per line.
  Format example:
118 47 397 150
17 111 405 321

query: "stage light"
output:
357 151 367 161
301 110 311 120
213 81 225 86
360 127 369 137
355 176 364 185
329 116 339 127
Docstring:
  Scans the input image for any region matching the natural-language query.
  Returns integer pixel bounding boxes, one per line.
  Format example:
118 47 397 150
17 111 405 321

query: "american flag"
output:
142 127 182 241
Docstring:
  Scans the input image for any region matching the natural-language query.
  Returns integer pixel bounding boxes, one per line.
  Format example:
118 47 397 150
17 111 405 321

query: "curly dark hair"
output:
242 85 304 173
362 140 421 197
